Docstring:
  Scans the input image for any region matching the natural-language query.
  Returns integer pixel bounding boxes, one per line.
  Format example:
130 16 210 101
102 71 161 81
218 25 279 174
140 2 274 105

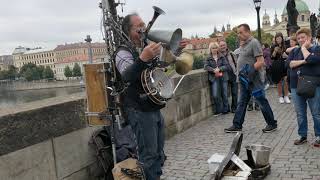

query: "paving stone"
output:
161 89 320 179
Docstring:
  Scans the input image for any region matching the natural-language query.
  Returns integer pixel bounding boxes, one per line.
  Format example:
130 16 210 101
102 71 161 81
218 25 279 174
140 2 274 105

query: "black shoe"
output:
224 126 242 133
254 105 260 111
247 105 253 111
294 137 307 145
262 125 277 133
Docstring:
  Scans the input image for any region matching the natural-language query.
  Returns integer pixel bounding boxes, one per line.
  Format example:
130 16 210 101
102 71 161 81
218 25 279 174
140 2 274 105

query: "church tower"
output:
262 9 271 28
274 10 280 25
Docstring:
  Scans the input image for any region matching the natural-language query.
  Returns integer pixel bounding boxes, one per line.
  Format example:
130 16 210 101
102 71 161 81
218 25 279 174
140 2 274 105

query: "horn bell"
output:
147 28 182 52
175 51 194 75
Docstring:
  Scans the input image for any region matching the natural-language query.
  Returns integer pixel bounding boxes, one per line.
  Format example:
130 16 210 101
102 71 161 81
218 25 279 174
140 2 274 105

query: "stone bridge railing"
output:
0 69 213 180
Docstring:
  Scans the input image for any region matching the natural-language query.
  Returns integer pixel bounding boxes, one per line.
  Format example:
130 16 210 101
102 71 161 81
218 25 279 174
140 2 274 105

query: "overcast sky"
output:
0 0 318 55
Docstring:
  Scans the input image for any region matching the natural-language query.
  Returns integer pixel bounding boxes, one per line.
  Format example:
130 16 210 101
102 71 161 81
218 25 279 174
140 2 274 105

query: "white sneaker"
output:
264 83 270 90
284 96 291 104
279 97 284 104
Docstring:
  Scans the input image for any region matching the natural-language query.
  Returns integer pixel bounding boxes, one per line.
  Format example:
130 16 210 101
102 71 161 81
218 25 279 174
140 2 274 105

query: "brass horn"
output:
147 28 182 52
144 6 165 35
160 48 194 75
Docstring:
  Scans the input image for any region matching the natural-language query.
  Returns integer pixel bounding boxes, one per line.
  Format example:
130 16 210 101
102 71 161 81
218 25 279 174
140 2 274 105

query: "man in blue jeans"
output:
219 41 238 113
224 24 278 133
115 13 188 179
287 28 320 147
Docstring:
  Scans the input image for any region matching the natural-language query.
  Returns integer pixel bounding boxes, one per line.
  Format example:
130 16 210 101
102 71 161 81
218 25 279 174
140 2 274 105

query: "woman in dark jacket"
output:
204 42 231 116
271 32 290 104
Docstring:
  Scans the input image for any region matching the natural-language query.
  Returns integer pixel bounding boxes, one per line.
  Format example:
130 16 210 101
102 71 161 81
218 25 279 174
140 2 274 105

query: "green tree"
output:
64 66 73 78
19 63 41 81
252 30 274 45
38 66 45 79
0 70 8 80
193 55 205 70
72 63 82 77
43 66 54 79
225 31 238 51
20 63 37 76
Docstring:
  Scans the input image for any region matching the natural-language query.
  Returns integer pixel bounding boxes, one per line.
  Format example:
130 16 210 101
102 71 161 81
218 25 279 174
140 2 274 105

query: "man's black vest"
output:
115 45 165 112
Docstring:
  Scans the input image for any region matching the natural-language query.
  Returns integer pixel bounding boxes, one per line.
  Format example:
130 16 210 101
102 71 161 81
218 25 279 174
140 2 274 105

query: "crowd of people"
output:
204 25 320 148
113 10 320 179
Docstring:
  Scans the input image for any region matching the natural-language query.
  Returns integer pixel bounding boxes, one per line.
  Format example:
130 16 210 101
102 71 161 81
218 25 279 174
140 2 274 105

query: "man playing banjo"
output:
115 13 187 180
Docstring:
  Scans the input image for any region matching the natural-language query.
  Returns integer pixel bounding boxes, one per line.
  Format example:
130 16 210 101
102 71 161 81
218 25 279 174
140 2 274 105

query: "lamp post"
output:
85 35 93 64
253 0 262 42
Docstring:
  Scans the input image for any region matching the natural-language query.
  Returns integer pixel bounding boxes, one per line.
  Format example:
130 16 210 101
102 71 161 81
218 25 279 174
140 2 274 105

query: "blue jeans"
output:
229 79 238 111
291 88 320 137
125 107 165 180
210 79 229 113
232 83 277 129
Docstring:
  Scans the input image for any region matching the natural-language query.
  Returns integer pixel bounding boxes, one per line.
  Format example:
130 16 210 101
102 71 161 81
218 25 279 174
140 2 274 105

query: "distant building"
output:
185 38 219 57
54 42 107 80
262 0 317 36
12 47 56 73
0 55 13 71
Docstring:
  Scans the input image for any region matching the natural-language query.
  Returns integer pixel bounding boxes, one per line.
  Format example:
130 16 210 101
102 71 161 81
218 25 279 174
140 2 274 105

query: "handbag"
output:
296 75 319 98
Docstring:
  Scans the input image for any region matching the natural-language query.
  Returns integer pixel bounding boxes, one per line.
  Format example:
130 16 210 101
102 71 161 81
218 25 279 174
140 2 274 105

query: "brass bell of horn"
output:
147 28 182 52
159 48 194 75
174 51 194 75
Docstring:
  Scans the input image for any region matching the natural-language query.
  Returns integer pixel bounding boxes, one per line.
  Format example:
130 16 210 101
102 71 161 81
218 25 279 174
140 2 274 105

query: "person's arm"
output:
115 50 149 83
287 48 306 68
286 46 296 54
116 42 161 83
219 56 231 72
204 58 215 72
252 39 264 70
301 46 320 64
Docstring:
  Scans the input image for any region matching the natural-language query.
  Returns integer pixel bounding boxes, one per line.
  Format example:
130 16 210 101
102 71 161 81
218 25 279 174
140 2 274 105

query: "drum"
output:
84 63 111 126
141 68 174 105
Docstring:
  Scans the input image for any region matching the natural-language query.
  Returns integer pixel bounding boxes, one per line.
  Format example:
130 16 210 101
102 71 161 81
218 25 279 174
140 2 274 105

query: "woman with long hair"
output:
271 32 290 104
204 42 231 116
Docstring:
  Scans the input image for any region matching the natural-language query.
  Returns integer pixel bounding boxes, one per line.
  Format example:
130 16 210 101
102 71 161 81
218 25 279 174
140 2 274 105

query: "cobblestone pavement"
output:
162 88 320 180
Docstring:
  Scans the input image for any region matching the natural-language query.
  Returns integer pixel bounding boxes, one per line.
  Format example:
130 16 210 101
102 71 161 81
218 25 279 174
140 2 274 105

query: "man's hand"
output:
302 38 311 49
179 39 190 49
139 42 161 62
214 68 220 74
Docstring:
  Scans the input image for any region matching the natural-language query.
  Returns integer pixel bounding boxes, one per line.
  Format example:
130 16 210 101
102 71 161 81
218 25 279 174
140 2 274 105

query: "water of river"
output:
0 87 84 108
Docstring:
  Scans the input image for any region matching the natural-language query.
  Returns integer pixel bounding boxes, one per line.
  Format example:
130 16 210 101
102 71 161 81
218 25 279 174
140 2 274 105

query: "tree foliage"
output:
18 63 54 81
193 55 205 70
43 66 54 79
72 63 82 77
225 31 238 51
64 65 73 78
252 30 274 46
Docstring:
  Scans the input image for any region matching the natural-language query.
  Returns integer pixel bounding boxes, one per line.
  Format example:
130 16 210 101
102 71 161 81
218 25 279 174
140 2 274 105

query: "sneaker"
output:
214 113 222 117
262 125 277 133
254 104 260 111
279 97 284 104
312 137 320 147
294 137 307 145
224 126 242 133
264 83 270 90
284 96 291 104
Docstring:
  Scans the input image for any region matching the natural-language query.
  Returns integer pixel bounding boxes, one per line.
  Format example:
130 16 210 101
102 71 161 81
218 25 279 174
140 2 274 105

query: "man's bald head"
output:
219 41 228 54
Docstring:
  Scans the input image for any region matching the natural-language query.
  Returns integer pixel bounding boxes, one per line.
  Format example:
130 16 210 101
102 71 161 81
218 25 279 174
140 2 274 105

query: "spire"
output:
274 10 279 25
221 25 225 32
318 0 320 17
214 26 218 33
227 23 231 32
